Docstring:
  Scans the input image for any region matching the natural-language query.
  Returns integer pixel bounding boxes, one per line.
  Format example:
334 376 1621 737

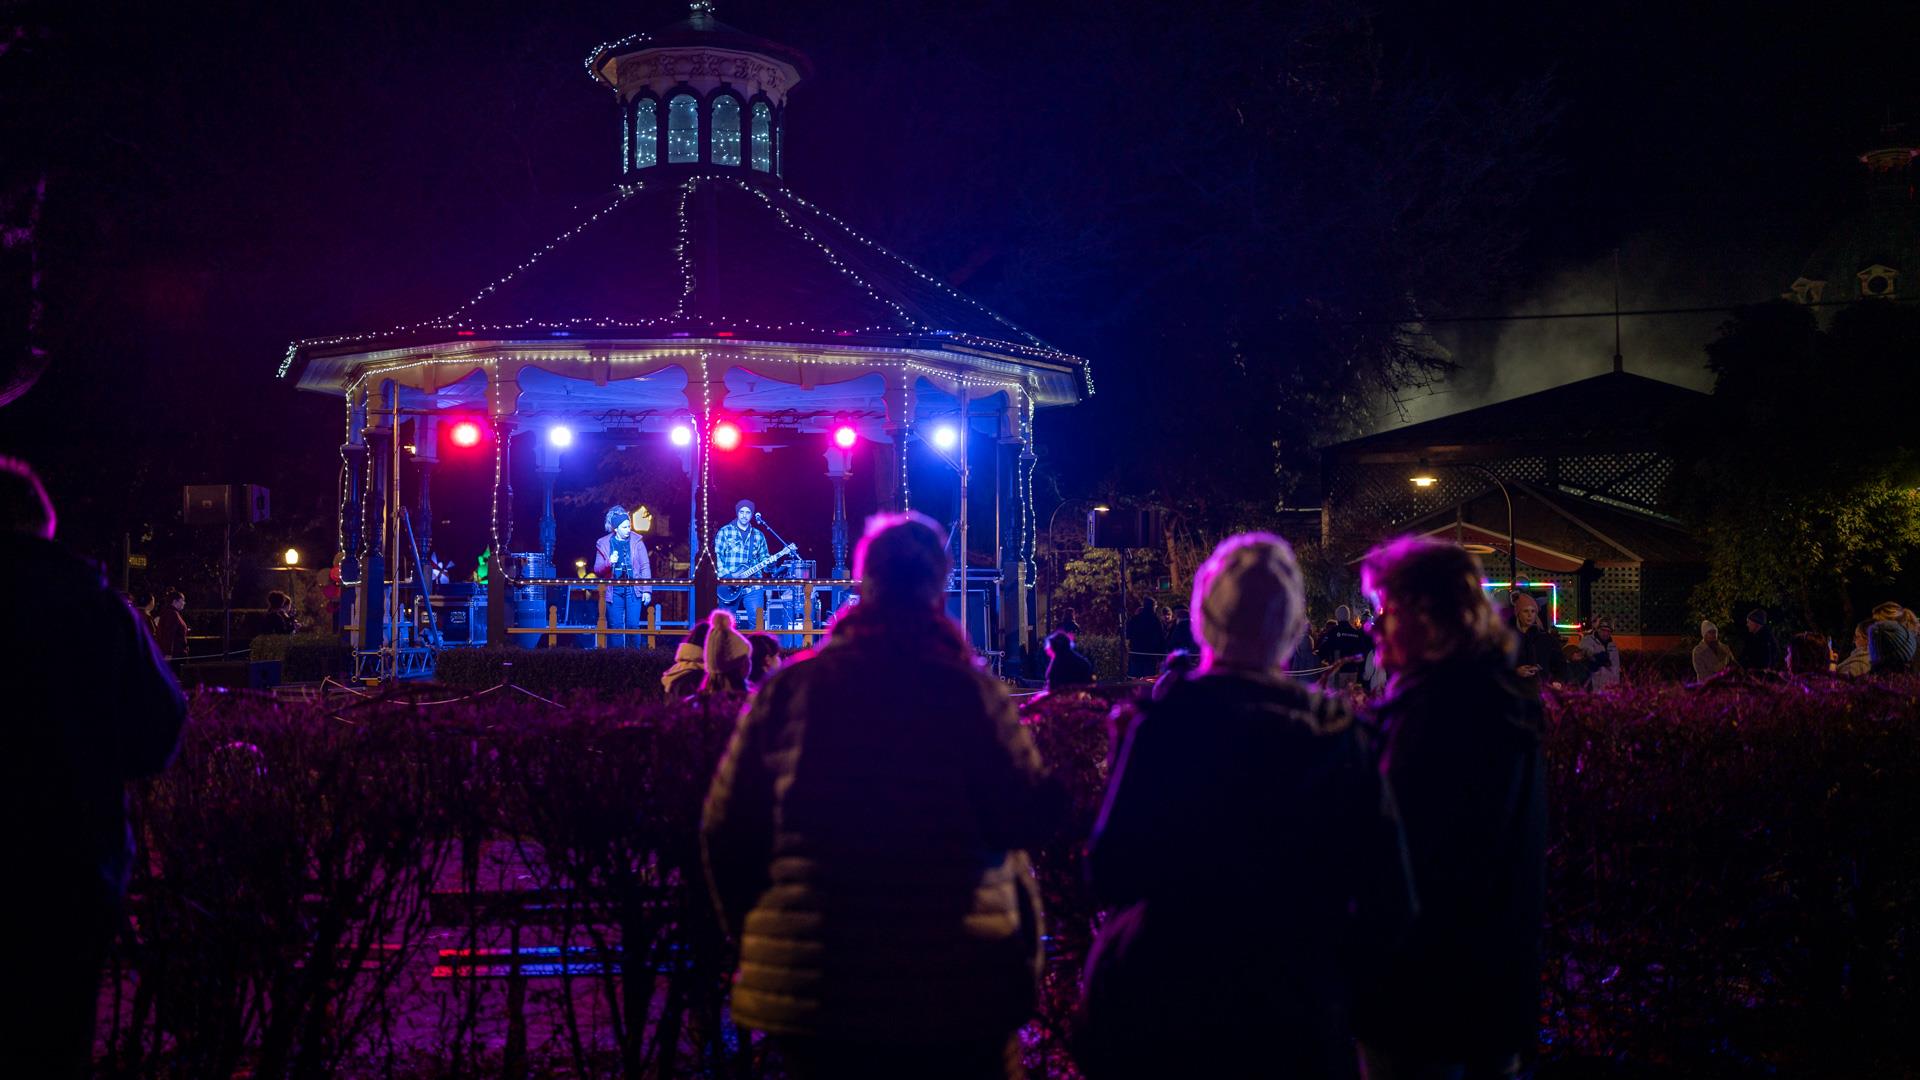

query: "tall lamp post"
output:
1042 500 1108 628
1410 458 1516 589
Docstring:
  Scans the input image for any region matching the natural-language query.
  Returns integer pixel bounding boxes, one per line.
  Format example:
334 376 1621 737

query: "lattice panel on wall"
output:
1329 462 1536 549
1639 564 1707 635
1592 565 1642 634
1559 452 1673 511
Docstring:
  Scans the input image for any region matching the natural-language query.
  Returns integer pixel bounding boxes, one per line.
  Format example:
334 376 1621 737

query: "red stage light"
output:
669 423 694 448
831 425 858 449
711 421 742 451
450 420 484 448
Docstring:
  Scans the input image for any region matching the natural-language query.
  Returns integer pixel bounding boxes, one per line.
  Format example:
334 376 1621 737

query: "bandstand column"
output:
413 417 438 561
536 440 560 564
486 363 522 647
365 380 396 652
883 376 913 512
996 404 1028 670
341 387 369 643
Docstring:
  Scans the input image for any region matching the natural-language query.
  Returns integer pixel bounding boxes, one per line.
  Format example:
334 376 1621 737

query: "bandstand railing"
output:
504 578 859 649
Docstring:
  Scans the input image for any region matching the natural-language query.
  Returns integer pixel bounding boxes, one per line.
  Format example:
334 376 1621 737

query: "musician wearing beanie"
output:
715 498 773 627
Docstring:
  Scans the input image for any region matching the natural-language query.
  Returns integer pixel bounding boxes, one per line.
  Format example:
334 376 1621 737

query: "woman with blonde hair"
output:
1352 537 1545 1080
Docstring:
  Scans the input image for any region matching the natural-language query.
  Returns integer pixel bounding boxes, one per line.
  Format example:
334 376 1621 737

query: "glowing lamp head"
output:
931 424 959 451
547 425 574 449
283 548 300 567
669 422 694 448
712 421 742 451
1093 504 1111 513
831 424 858 450
450 420 483 448
1409 474 1438 488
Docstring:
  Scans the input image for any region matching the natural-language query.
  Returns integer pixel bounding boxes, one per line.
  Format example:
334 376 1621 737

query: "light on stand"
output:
831 424 858 450
669 422 694 448
547 425 574 448
931 423 959 451
450 420 483 448
712 421 742 451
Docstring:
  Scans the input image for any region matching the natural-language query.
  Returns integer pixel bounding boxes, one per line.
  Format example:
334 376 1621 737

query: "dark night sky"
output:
2 1 1914 576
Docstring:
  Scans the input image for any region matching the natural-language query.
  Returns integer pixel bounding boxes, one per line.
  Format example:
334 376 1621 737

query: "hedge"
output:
434 645 679 700
247 633 353 682
104 675 1920 1076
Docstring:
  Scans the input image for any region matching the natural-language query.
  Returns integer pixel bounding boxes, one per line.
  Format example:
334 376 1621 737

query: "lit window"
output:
712 96 742 166
634 99 658 169
751 101 772 172
667 94 699 163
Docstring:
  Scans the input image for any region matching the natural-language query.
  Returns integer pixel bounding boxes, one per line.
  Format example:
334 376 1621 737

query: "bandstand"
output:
277 3 1089 678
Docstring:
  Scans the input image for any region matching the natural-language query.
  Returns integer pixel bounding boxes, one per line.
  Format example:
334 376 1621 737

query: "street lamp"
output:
1410 458 1516 590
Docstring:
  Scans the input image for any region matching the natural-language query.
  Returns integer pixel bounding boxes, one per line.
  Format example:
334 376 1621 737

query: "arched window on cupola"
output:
711 95 742 166
633 98 659 170
750 101 773 172
667 93 700 163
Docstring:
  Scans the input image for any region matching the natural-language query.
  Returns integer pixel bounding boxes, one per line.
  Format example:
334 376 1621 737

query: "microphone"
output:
754 512 766 523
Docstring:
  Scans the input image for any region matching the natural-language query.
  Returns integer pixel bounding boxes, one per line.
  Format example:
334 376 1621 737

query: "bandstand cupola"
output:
590 1 812 177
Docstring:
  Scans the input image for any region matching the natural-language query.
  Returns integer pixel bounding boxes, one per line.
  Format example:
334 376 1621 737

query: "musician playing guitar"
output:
714 498 796 629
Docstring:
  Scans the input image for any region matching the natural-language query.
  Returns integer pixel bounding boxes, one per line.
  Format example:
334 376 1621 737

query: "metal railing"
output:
502 578 859 649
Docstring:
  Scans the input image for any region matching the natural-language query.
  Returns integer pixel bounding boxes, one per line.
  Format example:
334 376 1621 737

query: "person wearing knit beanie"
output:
1188 531 1306 673
701 608 752 694
1693 620 1733 680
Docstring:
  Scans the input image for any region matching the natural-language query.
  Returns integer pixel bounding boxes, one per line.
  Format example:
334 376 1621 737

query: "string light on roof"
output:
738 180 923 333
675 177 698 318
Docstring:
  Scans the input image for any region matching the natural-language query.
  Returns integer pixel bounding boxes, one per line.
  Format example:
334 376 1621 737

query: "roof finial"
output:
689 0 716 21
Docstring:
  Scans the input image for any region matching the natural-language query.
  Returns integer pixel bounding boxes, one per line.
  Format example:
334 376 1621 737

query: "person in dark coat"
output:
1739 608 1779 672
1352 537 1546 1080
1 457 187 1078
702 512 1066 1079
1124 598 1165 677
1044 629 1095 692
1316 605 1371 687
155 588 190 659
1077 533 1416 1079
1158 603 1197 655
1507 591 1566 693
263 589 300 635
1056 606 1081 637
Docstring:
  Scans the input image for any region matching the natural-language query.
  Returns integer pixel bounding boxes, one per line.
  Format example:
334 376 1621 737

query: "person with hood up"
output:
662 620 710 698
702 512 1065 1079
1352 537 1546 1080
1508 592 1565 694
1692 621 1734 680
1077 533 1415 1079
1579 617 1622 691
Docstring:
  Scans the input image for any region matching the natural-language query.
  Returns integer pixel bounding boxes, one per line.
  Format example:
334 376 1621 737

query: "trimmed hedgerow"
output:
247 633 353 681
106 675 1920 1077
434 645 678 700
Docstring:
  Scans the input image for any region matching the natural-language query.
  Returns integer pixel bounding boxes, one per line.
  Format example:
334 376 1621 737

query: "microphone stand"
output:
754 514 797 632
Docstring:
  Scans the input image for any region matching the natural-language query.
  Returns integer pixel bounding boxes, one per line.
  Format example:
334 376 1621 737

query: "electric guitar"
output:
717 543 799 603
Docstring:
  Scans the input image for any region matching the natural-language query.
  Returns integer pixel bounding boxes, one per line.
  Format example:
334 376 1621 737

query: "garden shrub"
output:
1074 633 1127 682
248 632 353 681
107 675 1920 1076
434 645 678 700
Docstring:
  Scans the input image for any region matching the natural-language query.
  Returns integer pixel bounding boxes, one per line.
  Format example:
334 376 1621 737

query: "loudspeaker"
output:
1089 508 1165 550
183 484 235 525
242 484 271 523
944 587 997 650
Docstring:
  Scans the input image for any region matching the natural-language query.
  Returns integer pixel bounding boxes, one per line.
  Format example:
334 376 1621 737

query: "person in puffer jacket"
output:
702 511 1066 1079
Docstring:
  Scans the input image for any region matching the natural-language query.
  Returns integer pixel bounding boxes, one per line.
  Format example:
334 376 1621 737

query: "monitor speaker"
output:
183 484 235 525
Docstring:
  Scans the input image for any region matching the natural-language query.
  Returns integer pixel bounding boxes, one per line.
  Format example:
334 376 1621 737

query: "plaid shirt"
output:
714 521 770 577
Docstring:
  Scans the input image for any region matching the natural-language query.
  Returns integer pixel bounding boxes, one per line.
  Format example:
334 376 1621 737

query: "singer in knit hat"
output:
703 511 1064 1072
1078 533 1414 1078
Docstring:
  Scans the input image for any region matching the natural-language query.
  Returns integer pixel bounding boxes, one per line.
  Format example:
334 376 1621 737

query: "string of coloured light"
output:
738 180 923 333
674 178 698 317
583 32 652 86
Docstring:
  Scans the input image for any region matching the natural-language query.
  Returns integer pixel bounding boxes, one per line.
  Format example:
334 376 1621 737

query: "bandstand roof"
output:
279 174 1089 408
